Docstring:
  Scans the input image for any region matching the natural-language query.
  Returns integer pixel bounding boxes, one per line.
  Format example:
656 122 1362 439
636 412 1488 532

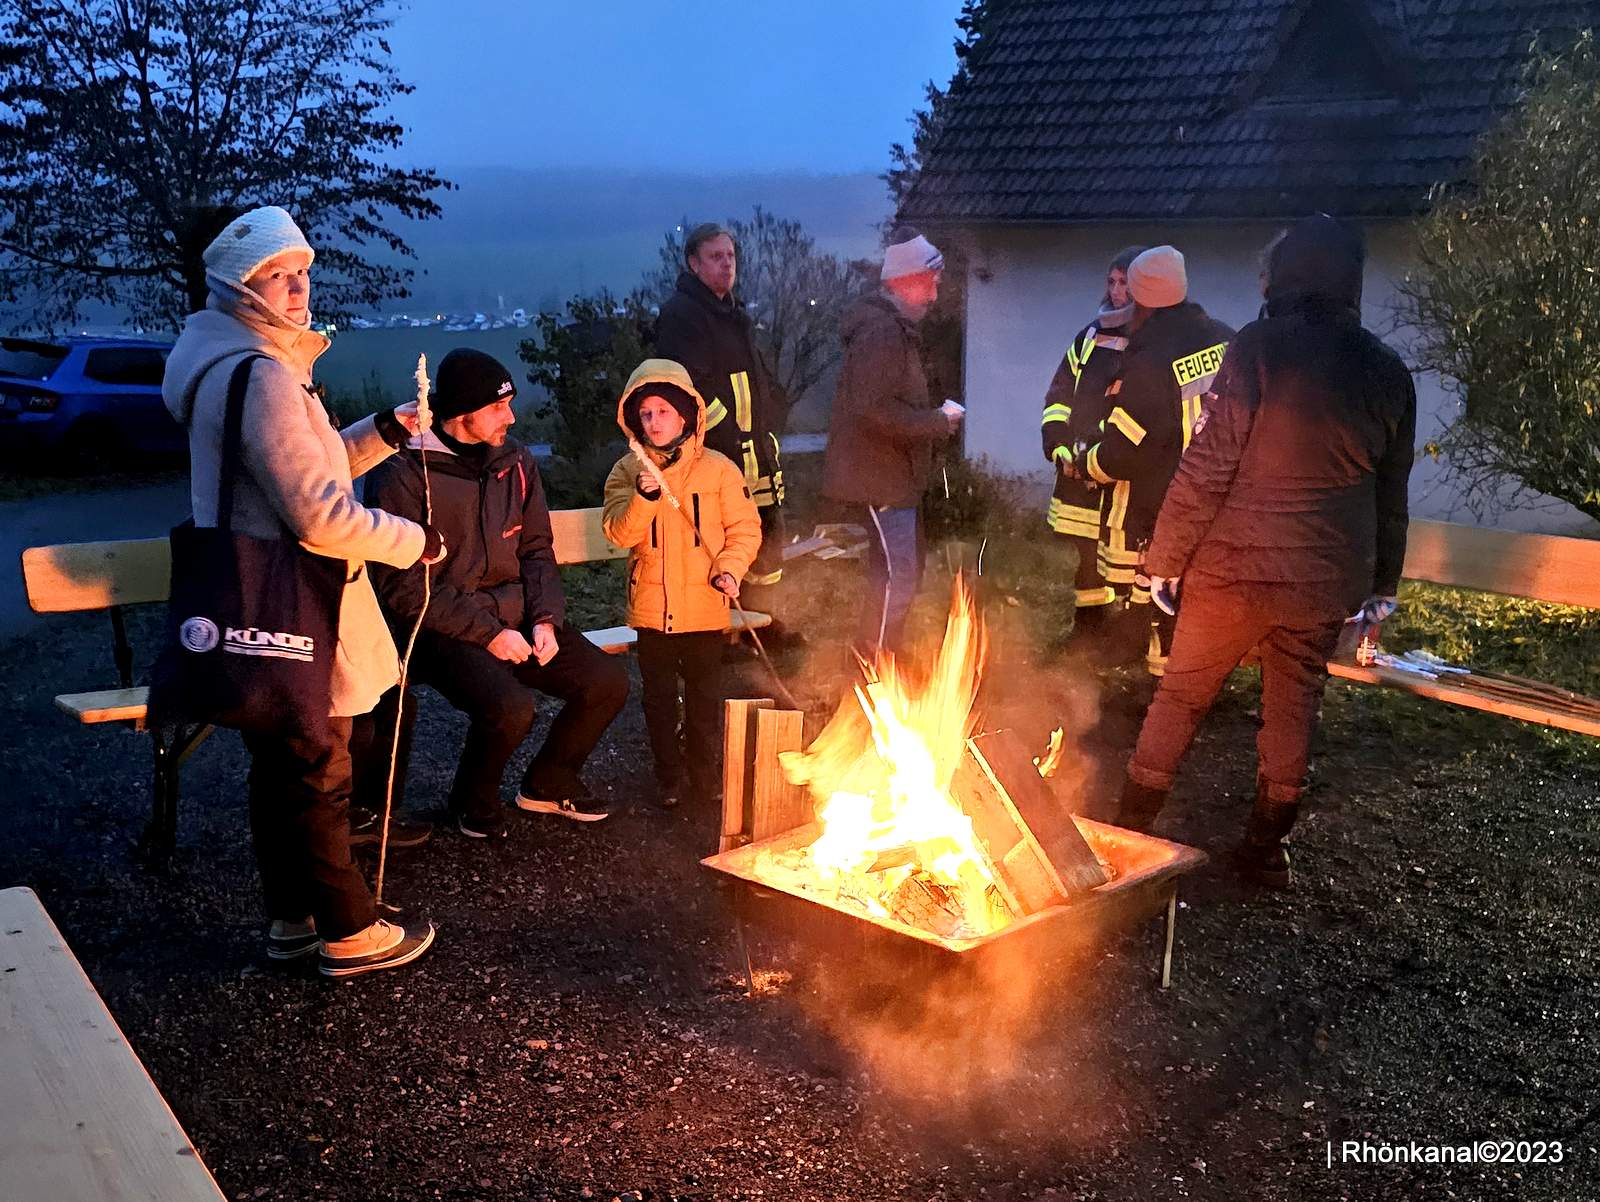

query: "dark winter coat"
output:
821 293 950 509
366 433 565 647
1083 301 1234 583
654 271 787 508
1145 216 1417 609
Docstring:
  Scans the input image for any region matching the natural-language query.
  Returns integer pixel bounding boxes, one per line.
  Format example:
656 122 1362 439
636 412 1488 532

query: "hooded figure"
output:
1115 215 1418 891
161 204 437 977
603 359 762 808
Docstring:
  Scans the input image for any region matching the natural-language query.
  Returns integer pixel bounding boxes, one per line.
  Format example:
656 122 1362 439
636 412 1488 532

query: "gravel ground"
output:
4 552 1598 1202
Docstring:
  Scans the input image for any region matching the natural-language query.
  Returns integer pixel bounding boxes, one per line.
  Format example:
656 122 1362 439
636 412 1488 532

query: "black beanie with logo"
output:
433 348 517 421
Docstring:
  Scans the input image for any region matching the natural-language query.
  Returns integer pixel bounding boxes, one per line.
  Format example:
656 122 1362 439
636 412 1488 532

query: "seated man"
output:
364 349 629 837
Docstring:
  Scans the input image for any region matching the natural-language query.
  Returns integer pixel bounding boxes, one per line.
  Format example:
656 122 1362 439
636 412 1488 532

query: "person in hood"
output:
161 204 441 978
602 359 762 810
654 223 792 640
820 227 962 657
1114 216 1417 890
1068 245 1235 675
364 349 629 837
1040 245 1145 646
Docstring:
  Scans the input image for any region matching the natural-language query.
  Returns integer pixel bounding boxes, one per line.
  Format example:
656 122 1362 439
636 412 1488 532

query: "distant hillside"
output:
392 165 891 314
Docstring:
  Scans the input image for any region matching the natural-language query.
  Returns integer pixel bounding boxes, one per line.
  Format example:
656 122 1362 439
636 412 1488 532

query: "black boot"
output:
1239 780 1299 890
1113 778 1167 833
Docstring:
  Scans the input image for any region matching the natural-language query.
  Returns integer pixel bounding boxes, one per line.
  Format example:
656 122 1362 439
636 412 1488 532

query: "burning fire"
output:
767 579 1014 938
1035 727 1065 778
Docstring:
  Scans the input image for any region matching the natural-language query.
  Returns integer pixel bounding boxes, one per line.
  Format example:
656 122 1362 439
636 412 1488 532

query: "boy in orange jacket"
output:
603 359 762 810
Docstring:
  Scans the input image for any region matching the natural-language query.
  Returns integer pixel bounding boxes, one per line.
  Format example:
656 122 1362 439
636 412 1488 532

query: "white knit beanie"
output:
203 205 314 287
882 233 944 281
1127 246 1187 308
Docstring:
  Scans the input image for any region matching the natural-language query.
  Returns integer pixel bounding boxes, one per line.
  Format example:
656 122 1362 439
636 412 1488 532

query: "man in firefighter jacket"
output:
654 223 790 628
1040 245 1145 644
1075 246 1233 674
1114 216 1417 889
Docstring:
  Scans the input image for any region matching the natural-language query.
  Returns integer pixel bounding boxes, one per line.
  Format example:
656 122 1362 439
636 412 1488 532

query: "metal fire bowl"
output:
701 818 1208 975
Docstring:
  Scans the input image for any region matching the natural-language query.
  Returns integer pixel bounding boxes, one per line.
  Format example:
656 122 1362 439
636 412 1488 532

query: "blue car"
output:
0 335 179 462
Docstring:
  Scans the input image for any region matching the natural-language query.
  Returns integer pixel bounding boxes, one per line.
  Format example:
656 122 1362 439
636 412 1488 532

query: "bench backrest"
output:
1403 519 1600 610
21 506 626 615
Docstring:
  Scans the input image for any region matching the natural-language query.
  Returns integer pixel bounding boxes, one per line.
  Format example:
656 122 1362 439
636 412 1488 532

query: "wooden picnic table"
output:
0 886 227 1201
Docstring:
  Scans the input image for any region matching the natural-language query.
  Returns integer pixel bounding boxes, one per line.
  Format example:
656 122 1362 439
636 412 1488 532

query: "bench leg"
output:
139 733 176 867
139 725 208 868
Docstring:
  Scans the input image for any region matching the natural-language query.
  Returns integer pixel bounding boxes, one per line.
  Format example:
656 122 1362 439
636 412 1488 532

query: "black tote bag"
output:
148 355 346 744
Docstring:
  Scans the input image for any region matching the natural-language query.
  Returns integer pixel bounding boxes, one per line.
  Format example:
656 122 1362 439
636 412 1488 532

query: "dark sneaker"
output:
266 918 321 961
455 811 506 840
319 919 435 979
348 808 433 849
515 795 610 823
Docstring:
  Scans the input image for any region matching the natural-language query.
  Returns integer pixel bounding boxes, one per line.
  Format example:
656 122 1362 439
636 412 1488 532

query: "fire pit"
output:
703 581 1208 988
704 813 1204 984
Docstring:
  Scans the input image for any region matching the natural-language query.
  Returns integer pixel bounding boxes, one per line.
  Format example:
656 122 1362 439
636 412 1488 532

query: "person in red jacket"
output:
1113 216 1417 889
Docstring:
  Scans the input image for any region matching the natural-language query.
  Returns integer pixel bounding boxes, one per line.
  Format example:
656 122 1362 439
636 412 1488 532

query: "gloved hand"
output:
1350 595 1399 625
1151 575 1181 616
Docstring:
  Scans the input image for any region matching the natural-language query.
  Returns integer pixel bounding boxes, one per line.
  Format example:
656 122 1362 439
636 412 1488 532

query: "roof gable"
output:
901 0 1600 224
1245 0 1412 109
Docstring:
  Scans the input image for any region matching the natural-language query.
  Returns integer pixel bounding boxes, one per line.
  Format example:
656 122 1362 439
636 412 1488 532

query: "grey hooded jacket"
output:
162 287 425 717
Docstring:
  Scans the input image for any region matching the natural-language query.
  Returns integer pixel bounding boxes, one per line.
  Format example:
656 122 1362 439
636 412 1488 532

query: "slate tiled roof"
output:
901 0 1600 223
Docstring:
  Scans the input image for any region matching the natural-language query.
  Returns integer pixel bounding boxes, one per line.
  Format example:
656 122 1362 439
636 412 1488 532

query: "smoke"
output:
789 921 1132 1151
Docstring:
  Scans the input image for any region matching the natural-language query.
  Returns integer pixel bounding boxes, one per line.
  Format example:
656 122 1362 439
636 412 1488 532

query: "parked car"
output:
0 335 179 463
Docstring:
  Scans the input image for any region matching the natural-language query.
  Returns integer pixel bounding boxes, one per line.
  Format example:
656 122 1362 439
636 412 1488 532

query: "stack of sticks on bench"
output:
1326 517 1600 738
20 506 770 860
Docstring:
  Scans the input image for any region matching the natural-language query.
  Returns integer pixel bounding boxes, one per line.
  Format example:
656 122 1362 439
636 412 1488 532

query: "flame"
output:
1034 727 1065 779
773 577 1013 937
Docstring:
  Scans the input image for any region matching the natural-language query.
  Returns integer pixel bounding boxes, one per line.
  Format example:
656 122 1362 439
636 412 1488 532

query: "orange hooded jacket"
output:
602 359 762 633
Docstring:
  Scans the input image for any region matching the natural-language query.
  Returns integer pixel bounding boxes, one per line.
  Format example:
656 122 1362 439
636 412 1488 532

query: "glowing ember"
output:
760 579 1015 939
1034 727 1065 779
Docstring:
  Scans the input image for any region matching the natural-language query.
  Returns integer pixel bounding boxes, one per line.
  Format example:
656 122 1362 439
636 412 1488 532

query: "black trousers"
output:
1128 577 1347 804
363 622 629 826
636 629 724 798
242 717 374 940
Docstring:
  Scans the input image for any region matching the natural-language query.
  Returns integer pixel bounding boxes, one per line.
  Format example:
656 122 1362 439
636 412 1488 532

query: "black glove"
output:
419 525 447 565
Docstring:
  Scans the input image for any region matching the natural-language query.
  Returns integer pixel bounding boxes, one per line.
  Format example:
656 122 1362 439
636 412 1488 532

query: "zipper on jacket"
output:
691 494 701 546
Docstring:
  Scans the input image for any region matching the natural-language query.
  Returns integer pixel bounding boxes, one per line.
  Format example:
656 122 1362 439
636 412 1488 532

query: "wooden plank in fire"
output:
720 698 774 852
750 707 810 843
968 730 1109 897
952 743 1064 915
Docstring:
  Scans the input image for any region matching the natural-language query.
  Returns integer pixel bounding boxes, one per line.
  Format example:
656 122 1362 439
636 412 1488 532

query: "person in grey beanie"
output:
162 204 441 978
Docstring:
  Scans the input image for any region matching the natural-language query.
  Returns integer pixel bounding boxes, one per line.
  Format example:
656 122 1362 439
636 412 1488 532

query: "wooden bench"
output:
21 506 769 859
0 886 227 1201
1327 518 1600 737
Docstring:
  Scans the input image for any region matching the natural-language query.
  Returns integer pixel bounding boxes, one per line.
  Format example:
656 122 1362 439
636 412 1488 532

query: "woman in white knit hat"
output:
162 204 442 978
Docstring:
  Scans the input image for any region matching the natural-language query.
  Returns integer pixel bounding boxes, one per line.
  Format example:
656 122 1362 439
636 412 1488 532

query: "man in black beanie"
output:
363 348 629 837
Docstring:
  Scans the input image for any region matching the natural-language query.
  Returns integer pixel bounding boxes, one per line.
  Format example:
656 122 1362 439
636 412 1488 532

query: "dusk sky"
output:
383 1 962 173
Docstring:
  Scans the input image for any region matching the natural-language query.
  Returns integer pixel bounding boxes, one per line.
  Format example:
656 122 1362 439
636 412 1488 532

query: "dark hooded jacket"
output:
365 432 564 647
654 270 788 508
1145 216 1417 609
821 292 950 509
